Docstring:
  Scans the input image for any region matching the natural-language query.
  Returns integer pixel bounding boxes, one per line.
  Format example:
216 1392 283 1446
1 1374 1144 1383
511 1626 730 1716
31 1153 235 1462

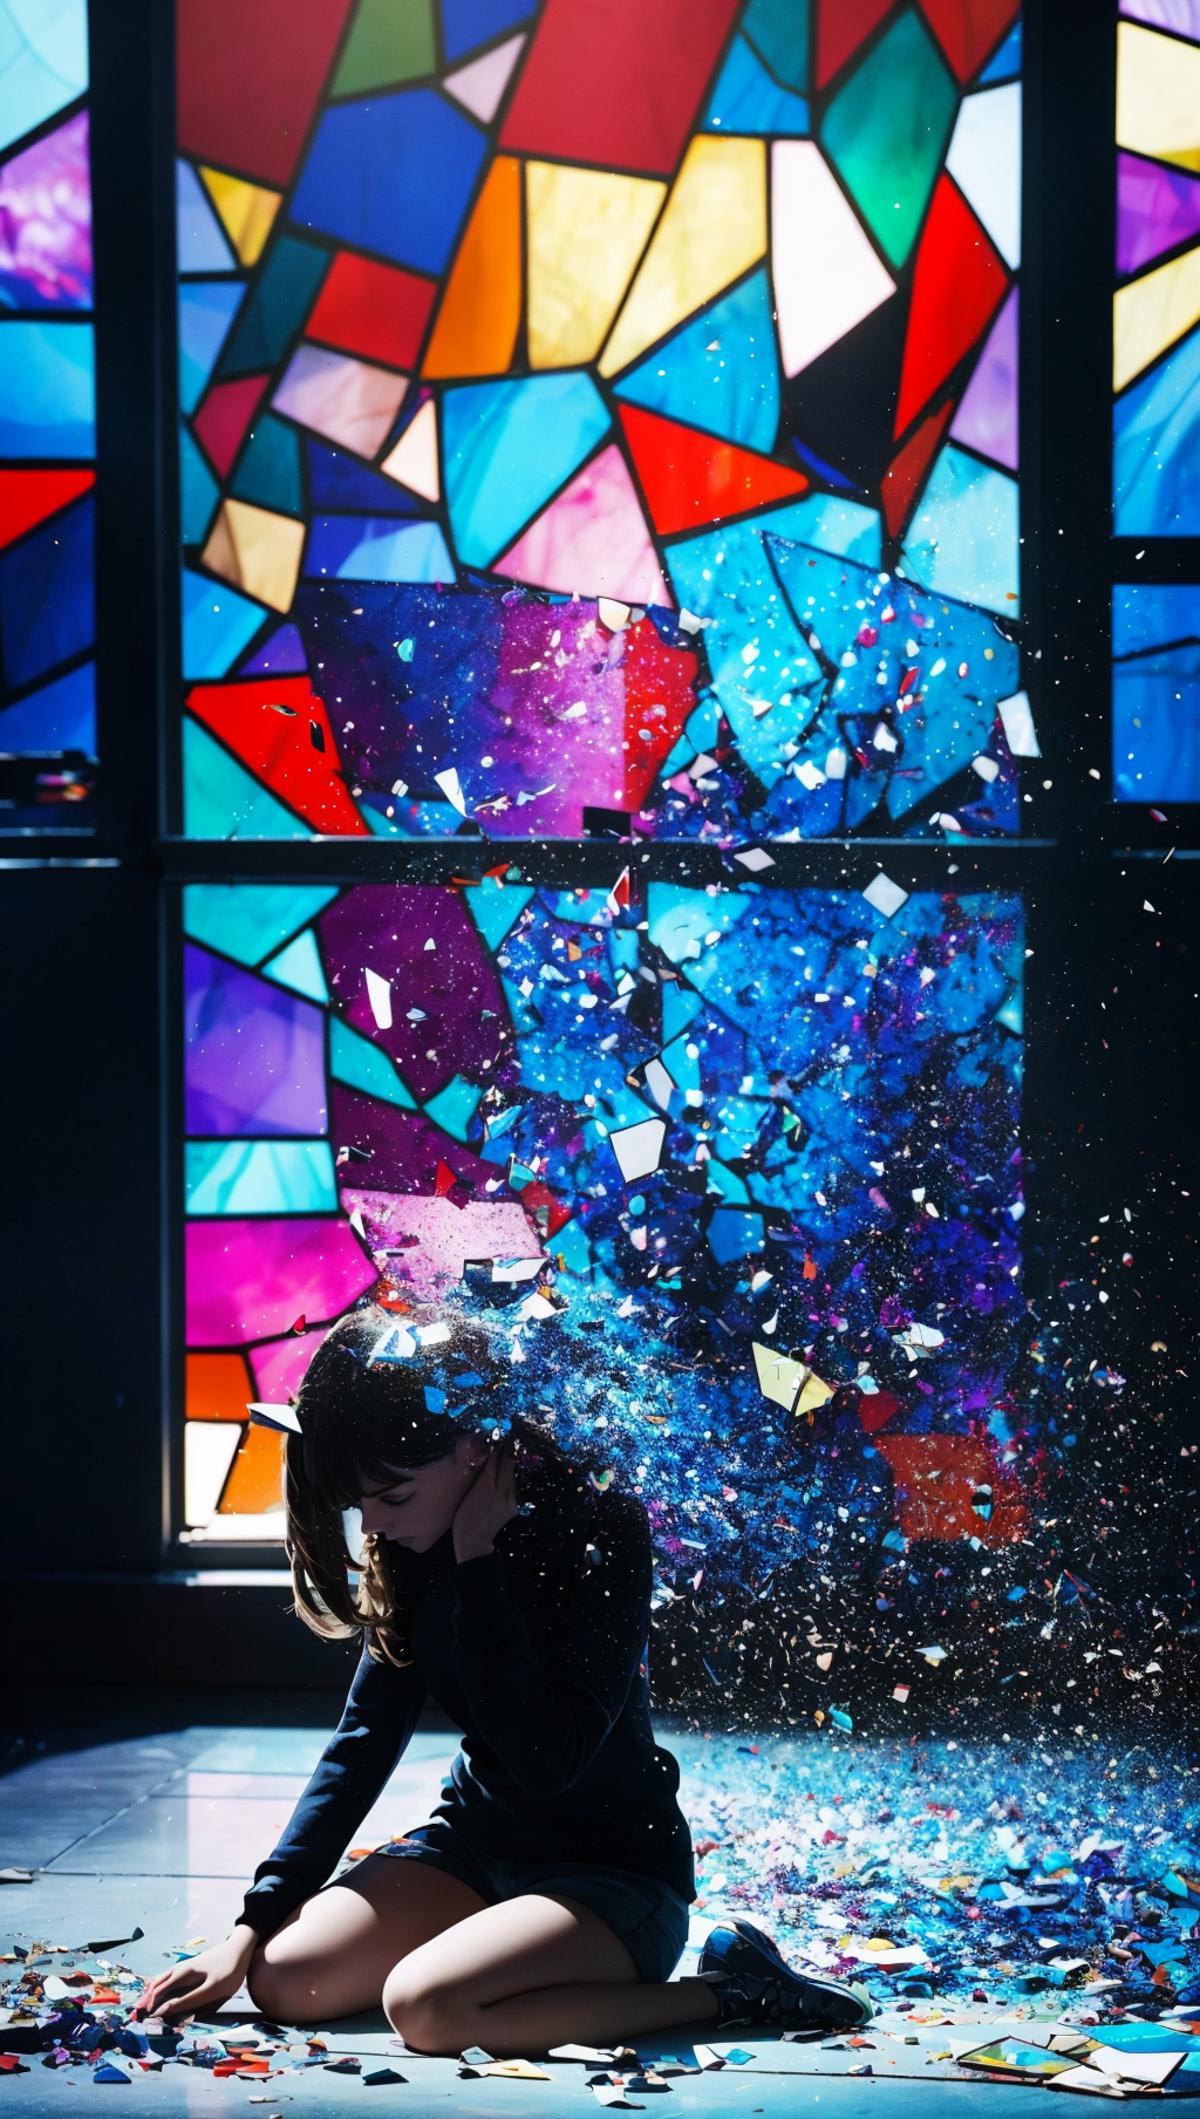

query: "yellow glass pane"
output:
599 137 767 380
423 154 522 380
219 1423 286 1515
1116 21 1200 172
202 499 305 612
187 1351 253 1422
1114 243 1200 390
526 163 665 369
200 167 282 266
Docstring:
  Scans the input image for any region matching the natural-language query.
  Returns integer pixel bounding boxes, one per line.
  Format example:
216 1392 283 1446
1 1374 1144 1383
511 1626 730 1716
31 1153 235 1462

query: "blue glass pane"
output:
981 21 1021 83
185 882 340 965
262 929 330 1003
1114 321 1200 537
422 1072 483 1141
180 423 220 544
614 271 781 453
177 158 233 271
0 657 93 752
0 492 92 685
181 567 266 679
442 374 610 567
0 0 88 155
179 281 242 415
1113 583 1200 802
0 320 93 455
239 622 307 676
186 1139 337 1215
902 445 1020 616
291 91 485 277
303 516 453 582
307 443 426 514
329 1014 417 1107
441 0 532 63
703 36 809 135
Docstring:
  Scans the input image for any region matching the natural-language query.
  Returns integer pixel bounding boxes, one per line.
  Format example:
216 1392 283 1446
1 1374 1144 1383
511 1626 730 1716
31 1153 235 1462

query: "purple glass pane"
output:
185 945 328 1135
186 1216 376 1345
0 111 91 311
290 585 674 838
318 887 506 1103
1117 151 1200 276
485 599 629 835
239 622 309 676
1120 0 1200 31
329 1081 501 1198
950 287 1018 472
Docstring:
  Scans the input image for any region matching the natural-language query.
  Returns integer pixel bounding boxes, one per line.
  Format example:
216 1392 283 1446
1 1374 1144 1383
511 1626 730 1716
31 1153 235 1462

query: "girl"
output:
134 1301 871 2055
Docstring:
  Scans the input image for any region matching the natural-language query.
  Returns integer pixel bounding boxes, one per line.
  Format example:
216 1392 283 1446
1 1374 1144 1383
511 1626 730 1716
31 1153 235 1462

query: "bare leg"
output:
385 1890 721 2058
246 1855 490 2023
471 1974 720 2054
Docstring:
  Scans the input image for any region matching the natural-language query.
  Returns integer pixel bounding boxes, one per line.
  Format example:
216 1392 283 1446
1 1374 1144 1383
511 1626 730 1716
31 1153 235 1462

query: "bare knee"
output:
383 1967 465 2056
246 1940 324 2026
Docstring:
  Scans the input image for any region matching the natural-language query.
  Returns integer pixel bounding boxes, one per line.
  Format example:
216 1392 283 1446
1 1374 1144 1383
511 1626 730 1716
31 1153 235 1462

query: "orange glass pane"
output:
218 1423 286 1514
422 154 521 379
187 1351 253 1421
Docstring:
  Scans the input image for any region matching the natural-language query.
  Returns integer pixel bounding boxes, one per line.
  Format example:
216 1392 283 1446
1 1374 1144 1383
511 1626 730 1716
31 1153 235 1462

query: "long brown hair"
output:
284 1299 609 1666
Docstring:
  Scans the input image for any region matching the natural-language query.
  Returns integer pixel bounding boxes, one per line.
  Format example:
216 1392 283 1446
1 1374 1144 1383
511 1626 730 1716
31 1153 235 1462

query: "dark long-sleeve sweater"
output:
238 1487 696 1940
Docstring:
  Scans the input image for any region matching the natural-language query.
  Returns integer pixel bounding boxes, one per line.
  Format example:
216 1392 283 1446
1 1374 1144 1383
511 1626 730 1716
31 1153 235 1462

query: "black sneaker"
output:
698 1918 873 2037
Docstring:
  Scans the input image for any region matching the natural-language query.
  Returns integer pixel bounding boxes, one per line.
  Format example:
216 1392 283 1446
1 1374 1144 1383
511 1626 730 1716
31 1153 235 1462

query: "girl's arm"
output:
449 1487 652 1797
237 1641 427 1941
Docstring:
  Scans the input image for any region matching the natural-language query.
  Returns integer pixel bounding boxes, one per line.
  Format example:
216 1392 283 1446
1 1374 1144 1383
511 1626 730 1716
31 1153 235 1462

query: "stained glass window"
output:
1115 0 1200 537
181 878 1025 1543
0 0 95 827
175 0 1025 844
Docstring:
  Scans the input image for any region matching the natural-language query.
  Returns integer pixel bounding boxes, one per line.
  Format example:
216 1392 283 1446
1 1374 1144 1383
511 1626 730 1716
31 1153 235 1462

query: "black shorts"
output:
369 1815 692 1984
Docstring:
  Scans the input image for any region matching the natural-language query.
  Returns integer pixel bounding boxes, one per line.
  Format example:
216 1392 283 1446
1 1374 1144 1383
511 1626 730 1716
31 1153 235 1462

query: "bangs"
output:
302 1419 454 1512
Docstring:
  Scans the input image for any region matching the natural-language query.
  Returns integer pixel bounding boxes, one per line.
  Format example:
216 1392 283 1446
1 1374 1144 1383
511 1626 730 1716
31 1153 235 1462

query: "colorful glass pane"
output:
176 0 1023 840
1115 10 1200 533
1112 583 1200 800
0 1 95 826
182 879 1025 1542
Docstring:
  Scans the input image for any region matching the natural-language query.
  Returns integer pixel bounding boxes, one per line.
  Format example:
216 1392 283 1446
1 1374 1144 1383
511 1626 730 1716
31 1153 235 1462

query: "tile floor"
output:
2 1705 1196 2113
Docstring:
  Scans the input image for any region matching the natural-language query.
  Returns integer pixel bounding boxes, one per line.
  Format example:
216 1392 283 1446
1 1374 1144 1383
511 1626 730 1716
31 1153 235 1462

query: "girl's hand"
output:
451 1437 519 1562
131 1930 256 2024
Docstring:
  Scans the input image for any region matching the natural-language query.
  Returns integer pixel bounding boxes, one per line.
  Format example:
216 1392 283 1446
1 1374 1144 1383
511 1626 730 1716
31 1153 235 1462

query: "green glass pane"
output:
216 235 328 378
180 424 219 544
183 718 305 836
229 412 303 515
820 10 957 269
332 0 436 97
743 0 809 94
